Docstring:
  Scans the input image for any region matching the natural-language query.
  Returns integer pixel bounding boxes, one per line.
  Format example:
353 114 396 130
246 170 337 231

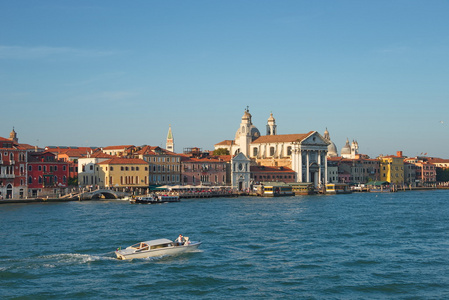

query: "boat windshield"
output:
130 243 149 250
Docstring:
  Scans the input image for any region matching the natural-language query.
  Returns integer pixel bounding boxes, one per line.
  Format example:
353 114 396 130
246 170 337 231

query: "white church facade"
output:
215 109 330 188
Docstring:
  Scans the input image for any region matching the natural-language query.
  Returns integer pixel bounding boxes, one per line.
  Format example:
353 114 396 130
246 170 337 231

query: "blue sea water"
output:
1 190 449 299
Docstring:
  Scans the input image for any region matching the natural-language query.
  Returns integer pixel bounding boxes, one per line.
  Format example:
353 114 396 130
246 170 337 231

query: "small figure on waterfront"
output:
175 234 184 245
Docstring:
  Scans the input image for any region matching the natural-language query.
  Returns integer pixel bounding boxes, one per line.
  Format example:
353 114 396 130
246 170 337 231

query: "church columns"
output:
324 155 328 184
318 150 321 185
306 150 310 182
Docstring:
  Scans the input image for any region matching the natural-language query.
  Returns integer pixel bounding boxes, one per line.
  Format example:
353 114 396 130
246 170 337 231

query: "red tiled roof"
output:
103 145 134 150
181 156 226 163
215 140 234 146
137 145 178 156
252 132 314 144
98 158 148 165
90 151 113 158
17 143 36 150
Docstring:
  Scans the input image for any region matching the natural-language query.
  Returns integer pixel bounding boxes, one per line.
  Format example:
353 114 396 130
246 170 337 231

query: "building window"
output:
270 147 275 156
38 165 42 171
253 148 258 156
28 165 32 171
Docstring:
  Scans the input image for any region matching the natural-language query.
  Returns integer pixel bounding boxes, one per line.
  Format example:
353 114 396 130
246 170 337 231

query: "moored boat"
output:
130 194 180 204
325 183 352 194
115 237 201 260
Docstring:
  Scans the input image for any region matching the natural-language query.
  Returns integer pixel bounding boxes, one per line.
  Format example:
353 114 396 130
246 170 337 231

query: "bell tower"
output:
9 127 18 143
166 125 174 152
266 112 277 135
238 107 252 156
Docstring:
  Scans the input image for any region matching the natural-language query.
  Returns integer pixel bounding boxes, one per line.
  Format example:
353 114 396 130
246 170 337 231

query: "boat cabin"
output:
255 182 295 197
288 182 315 195
325 183 351 194
129 238 174 251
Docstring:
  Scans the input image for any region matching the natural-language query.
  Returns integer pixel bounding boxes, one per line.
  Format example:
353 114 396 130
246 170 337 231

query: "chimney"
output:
396 151 403 157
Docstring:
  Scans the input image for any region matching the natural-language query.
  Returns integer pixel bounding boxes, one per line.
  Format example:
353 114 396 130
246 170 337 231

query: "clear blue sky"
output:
1 1 448 158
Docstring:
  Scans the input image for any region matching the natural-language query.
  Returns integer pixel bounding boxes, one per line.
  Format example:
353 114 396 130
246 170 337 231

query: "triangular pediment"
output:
232 152 250 162
300 131 330 146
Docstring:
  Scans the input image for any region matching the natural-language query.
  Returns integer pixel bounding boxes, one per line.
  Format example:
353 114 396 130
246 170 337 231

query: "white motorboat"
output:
115 237 201 260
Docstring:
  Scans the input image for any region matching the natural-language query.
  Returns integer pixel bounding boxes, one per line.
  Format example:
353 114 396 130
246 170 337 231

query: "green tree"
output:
436 168 449 182
213 148 230 156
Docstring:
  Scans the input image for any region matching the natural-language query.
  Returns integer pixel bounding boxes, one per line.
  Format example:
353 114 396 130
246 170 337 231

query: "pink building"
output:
27 151 70 197
0 134 28 199
181 156 228 186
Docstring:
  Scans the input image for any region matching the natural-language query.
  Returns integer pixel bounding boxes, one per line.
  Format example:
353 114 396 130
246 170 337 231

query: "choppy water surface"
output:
1 190 449 299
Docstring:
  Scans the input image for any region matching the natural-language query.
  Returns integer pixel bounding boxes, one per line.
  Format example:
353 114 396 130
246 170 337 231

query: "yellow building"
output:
98 158 149 188
378 155 404 185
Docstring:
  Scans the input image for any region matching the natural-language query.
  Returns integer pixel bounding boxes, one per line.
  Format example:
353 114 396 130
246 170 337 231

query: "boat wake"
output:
1 252 118 272
38 253 116 266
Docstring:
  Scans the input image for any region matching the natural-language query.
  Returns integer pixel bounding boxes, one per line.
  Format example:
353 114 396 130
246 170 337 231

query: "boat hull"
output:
115 242 201 260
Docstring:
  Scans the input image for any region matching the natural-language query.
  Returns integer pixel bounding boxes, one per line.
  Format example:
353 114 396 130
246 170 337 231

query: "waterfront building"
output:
327 160 339 183
404 161 417 187
27 151 70 198
77 150 113 188
0 132 28 199
133 146 181 185
328 155 380 184
404 156 437 187
98 158 149 189
427 157 449 169
378 152 405 185
46 146 97 182
214 109 329 188
181 155 228 186
231 153 251 191
250 165 296 185
426 157 449 184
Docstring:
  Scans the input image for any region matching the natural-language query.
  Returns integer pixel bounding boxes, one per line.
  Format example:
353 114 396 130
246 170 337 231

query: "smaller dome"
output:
328 142 338 157
323 128 329 140
341 138 351 155
268 112 275 122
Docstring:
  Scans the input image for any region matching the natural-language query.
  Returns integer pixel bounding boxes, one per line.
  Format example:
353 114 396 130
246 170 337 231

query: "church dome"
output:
235 124 260 141
250 126 261 140
323 128 337 157
328 141 338 157
341 138 351 155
